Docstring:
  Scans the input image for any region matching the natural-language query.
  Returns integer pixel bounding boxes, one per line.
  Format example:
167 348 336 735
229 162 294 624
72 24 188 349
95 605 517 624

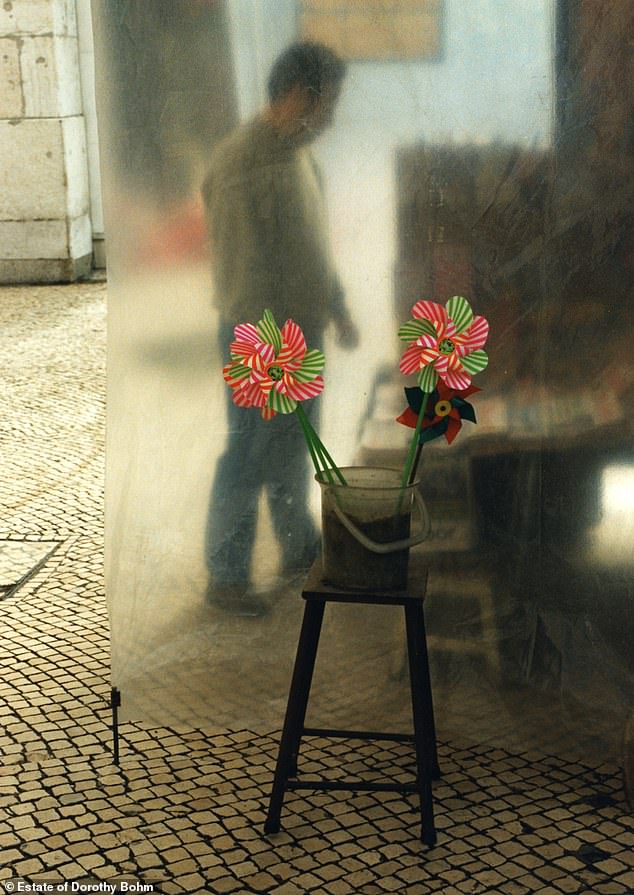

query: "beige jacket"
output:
202 118 345 338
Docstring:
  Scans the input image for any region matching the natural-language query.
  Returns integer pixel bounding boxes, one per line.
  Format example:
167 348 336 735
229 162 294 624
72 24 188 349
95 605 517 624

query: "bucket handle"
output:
332 488 431 554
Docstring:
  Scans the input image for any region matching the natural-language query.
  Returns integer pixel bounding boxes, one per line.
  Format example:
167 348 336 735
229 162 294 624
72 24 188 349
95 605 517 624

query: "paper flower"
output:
397 382 479 445
399 295 489 391
223 309 325 419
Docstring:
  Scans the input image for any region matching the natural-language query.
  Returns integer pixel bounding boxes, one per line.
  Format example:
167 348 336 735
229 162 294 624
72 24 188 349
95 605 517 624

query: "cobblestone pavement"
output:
1 282 633 895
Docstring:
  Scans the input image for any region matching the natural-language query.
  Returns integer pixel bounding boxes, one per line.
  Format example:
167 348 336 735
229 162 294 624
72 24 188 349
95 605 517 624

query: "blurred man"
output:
203 42 358 615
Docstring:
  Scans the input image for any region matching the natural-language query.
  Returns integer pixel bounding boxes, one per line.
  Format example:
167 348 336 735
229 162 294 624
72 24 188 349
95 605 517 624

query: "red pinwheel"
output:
397 382 480 445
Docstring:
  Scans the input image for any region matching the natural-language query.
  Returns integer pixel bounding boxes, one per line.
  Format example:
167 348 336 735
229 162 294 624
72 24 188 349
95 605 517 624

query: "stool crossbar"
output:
264 558 440 847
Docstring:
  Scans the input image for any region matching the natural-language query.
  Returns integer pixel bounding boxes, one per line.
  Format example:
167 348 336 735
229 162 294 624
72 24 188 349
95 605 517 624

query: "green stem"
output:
309 424 347 485
401 392 430 488
310 435 335 484
295 404 327 480
295 404 346 486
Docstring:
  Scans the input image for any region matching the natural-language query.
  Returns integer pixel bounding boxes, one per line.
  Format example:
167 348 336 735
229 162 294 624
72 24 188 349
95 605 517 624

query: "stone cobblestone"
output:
0 282 633 893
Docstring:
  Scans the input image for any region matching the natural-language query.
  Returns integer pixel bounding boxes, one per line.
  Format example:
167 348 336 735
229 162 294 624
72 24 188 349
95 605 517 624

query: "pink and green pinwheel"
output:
223 309 345 484
398 295 489 486
223 309 325 420
399 295 489 391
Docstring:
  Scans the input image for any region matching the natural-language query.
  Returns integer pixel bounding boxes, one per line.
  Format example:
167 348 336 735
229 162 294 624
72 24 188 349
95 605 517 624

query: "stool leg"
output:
264 599 325 835
416 607 440 779
405 602 437 847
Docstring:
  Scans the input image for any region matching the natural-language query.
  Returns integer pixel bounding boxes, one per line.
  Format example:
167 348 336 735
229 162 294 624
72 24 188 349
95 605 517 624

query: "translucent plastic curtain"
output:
95 1 633 765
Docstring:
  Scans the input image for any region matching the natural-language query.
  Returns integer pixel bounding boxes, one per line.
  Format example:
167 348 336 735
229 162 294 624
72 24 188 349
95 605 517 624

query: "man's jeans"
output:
205 322 320 589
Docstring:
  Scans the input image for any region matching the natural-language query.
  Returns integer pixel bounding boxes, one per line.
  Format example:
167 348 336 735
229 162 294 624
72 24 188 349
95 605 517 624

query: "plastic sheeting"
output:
94 1 633 767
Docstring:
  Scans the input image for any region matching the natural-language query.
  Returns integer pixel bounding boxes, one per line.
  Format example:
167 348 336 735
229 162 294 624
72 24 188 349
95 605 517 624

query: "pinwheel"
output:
224 309 325 419
397 382 479 445
398 296 489 485
399 295 489 391
223 309 345 483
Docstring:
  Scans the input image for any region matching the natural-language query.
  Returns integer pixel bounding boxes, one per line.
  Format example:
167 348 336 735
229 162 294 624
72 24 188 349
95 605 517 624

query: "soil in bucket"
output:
321 505 411 591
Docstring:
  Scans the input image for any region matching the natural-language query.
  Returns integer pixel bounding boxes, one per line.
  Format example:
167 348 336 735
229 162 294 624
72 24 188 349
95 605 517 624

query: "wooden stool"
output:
264 558 440 846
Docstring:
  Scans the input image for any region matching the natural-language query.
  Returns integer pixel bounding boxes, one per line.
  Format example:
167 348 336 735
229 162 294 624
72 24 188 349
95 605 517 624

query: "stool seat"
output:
264 557 439 847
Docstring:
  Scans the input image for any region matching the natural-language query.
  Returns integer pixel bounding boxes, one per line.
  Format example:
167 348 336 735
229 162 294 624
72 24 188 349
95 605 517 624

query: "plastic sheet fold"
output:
94 1 633 768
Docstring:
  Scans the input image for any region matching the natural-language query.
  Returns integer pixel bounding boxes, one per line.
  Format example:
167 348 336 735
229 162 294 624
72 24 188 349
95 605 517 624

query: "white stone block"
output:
0 37 22 117
0 116 89 220
76 0 103 232
53 0 77 37
0 0 76 37
21 36 60 117
0 0 54 34
21 34 82 117
0 118 66 218
0 219 68 259
68 210 92 257
62 115 90 218
54 34 82 115
76 0 93 48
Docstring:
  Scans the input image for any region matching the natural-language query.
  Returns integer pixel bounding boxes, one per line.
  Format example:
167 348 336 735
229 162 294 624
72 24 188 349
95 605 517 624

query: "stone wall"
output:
0 0 92 283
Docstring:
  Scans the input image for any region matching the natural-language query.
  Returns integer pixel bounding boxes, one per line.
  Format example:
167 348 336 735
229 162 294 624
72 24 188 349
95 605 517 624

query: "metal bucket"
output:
316 466 431 590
